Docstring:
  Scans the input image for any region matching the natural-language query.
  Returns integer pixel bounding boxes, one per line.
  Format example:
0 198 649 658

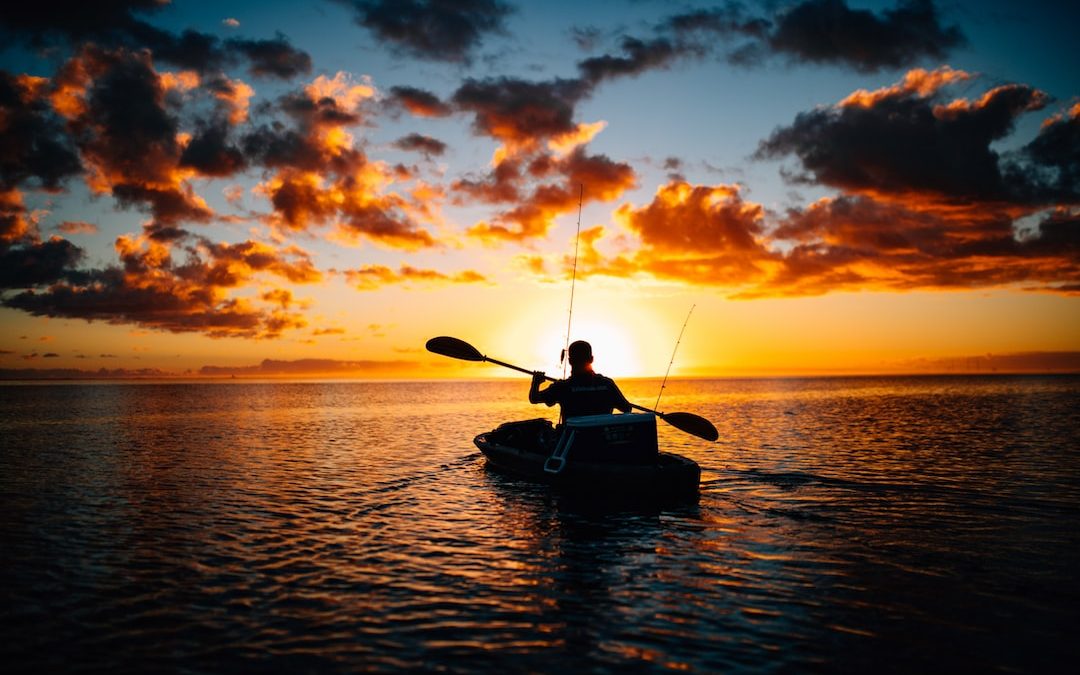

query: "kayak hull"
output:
474 427 701 503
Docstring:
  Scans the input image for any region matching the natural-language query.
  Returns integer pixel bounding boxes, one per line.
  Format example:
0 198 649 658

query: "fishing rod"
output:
655 304 695 411
560 184 584 378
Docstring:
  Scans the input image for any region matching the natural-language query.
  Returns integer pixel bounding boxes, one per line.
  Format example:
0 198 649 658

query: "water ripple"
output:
2 376 1079 673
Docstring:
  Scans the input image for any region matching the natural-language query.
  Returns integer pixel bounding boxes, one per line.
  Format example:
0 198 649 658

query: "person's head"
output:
566 340 593 369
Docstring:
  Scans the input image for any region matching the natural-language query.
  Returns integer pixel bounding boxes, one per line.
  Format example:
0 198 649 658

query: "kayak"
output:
473 413 701 502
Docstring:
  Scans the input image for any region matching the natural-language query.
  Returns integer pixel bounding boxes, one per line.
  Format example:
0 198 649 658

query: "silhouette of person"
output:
530 340 632 420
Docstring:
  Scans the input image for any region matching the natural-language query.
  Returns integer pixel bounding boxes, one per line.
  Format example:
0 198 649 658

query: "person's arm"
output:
529 371 549 405
609 379 632 413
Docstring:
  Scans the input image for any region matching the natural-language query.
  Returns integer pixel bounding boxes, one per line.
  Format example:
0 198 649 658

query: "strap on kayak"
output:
544 428 575 474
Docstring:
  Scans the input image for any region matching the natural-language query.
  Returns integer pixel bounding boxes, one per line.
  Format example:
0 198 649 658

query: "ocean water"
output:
1 376 1078 673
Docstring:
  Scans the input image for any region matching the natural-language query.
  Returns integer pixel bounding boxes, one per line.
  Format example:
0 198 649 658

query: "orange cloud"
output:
305 72 376 112
159 70 200 93
466 148 636 243
547 120 607 158
48 47 217 225
1 188 85 289
387 86 452 118
932 84 1049 122
839 66 972 108
616 181 766 253
56 220 99 235
244 74 437 249
344 264 488 290
5 231 322 338
568 177 1080 298
0 188 31 242
212 76 255 125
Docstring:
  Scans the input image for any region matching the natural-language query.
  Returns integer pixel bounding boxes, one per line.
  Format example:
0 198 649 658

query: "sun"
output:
492 295 672 380
538 317 642 378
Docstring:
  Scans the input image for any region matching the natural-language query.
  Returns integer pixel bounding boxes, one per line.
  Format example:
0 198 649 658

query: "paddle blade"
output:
426 336 485 362
660 412 719 442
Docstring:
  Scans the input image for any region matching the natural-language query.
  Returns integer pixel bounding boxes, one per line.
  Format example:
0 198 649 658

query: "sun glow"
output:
537 317 643 379
488 289 681 380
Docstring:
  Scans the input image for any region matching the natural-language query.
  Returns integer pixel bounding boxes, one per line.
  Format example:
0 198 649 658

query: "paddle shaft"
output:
484 355 555 382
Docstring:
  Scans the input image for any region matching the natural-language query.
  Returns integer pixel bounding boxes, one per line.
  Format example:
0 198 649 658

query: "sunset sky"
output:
1 0 1077 378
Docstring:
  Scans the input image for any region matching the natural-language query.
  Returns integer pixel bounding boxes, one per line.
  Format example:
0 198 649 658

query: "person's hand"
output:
531 371 546 385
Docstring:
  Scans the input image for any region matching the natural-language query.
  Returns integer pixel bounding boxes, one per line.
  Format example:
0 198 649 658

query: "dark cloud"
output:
179 120 248 177
577 37 684 86
767 0 965 72
386 85 452 117
0 70 82 191
225 34 312 80
664 6 769 38
446 74 636 243
240 78 367 173
279 87 364 128
393 133 447 157
664 0 964 72
148 28 231 73
568 8 759 87
241 125 326 173
334 0 511 62
48 46 216 224
150 31 311 81
336 200 437 249
452 76 589 144
198 357 417 377
755 69 1055 205
737 74 1079 296
240 75 437 249
5 277 294 337
111 183 213 225
452 158 524 204
0 366 171 379
1 187 84 288
467 148 636 243
907 351 1080 374
142 221 190 243
0 1 167 49
568 26 603 51
0 236 84 288
546 1 962 101
0 2 311 80
1022 105 1080 201
3 234 320 338
548 1 962 95
3 21 423 256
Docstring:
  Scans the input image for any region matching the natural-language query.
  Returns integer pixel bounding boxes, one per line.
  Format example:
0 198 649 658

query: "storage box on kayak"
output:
563 413 658 464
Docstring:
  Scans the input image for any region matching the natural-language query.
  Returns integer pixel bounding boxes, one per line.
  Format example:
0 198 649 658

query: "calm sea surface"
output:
2 376 1079 673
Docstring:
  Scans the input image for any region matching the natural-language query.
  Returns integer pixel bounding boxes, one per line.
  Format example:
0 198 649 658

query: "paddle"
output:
426 336 719 442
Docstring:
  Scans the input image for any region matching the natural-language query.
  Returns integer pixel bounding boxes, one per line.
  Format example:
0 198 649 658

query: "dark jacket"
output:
532 371 632 419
